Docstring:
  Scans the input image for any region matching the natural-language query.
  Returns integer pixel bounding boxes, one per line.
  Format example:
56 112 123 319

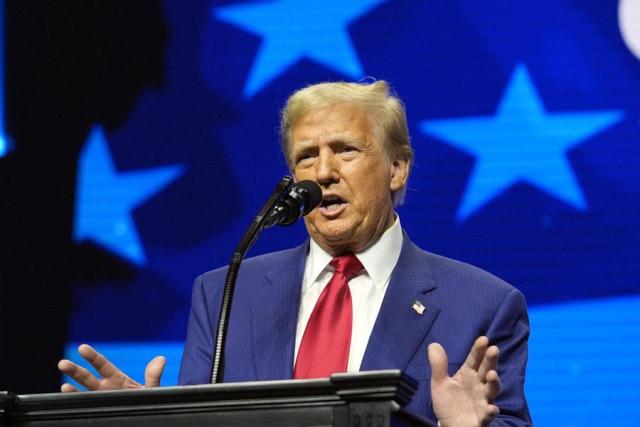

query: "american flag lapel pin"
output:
412 300 426 315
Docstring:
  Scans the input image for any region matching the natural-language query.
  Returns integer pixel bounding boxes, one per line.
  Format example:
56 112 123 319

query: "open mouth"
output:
319 195 347 213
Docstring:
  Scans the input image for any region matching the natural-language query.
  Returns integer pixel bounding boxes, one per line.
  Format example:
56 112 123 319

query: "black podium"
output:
0 370 435 426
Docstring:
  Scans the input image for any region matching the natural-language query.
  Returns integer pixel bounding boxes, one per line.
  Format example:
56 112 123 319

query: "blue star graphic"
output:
0 134 11 157
0 0 10 158
74 126 184 265
214 0 384 97
421 64 624 221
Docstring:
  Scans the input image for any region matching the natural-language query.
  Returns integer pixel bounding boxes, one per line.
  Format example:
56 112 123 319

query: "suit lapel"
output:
250 242 307 380
360 236 440 371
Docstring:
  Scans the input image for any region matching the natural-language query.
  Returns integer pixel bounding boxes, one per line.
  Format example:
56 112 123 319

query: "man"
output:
59 81 531 427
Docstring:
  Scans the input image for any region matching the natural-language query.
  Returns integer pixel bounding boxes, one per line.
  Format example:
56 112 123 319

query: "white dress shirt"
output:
294 216 404 372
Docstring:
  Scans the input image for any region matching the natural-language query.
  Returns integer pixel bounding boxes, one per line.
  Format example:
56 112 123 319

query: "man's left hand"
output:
428 336 501 427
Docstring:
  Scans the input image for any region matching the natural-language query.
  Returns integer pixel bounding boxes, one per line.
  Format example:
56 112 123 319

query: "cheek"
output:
305 210 320 223
354 168 392 197
293 169 311 181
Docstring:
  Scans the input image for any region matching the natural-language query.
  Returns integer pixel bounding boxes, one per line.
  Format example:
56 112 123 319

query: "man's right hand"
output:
57 344 166 392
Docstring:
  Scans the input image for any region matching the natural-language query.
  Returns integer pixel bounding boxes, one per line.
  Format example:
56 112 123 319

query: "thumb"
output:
144 356 166 387
428 343 449 384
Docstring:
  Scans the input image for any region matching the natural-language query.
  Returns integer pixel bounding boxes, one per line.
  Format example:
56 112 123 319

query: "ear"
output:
389 158 410 192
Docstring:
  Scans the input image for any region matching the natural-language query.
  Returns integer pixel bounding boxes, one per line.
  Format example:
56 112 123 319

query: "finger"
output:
57 359 101 390
483 404 500 424
462 336 489 371
78 344 120 379
478 345 500 380
144 356 166 388
485 370 502 401
60 383 79 393
427 343 449 384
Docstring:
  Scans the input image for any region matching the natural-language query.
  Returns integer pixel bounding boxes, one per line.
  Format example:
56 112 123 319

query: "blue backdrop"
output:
51 1 640 425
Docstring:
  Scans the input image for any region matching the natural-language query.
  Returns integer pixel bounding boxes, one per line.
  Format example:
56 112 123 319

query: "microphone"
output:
211 176 319 384
263 180 322 227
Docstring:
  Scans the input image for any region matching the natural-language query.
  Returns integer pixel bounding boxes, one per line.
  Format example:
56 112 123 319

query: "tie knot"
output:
330 254 364 280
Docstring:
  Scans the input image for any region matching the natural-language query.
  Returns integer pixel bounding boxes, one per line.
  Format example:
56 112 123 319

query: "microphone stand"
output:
210 175 294 384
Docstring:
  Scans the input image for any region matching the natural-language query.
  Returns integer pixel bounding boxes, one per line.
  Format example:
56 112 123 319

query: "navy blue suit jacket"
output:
179 235 532 426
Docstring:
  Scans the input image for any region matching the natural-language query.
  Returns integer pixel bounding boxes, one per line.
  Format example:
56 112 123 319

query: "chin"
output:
317 217 355 235
314 225 360 249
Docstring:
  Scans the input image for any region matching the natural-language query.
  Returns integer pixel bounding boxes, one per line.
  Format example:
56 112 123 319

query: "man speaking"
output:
60 80 532 427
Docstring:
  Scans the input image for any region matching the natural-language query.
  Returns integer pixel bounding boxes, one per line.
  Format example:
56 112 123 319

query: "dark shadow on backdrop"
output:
0 0 167 393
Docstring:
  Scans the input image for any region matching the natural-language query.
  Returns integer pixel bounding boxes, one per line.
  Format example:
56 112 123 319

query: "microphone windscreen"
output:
295 180 322 215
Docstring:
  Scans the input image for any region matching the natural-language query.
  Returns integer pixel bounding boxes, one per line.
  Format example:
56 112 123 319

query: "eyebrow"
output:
293 135 363 151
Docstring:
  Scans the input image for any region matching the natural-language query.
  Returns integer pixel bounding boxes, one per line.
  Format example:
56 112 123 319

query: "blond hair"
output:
280 80 413 205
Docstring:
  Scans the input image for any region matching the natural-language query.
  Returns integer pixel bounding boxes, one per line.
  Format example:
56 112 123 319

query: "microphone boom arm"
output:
210 175 294 384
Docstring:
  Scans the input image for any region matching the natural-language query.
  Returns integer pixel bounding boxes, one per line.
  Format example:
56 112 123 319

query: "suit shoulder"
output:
196 244 306 288
419 248 518 296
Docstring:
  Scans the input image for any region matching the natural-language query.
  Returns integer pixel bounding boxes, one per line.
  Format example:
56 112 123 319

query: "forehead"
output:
290 103 376 146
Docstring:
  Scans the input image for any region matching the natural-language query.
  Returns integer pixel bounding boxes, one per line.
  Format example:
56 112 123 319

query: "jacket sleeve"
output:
178 274 217 385
487 288 533 426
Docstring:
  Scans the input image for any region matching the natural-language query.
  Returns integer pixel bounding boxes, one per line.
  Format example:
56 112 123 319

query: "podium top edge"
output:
4 370 417 413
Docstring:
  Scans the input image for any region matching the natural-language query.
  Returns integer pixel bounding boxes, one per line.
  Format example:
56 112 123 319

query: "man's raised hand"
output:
58 344 166 392
428 336 501 427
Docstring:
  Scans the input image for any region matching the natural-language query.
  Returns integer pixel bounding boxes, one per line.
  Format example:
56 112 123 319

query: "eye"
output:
295 152 316 165
339 145 359 156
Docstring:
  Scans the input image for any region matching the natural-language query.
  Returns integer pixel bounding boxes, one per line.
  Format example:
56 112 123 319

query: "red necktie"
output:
294 254 364 379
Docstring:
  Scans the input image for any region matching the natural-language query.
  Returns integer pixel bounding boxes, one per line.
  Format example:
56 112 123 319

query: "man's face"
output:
289 103 409 255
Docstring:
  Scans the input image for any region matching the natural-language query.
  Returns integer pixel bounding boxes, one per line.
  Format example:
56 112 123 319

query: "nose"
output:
315 148 339 186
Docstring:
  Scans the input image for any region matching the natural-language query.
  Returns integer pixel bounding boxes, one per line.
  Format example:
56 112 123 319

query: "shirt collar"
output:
305 215 403 291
